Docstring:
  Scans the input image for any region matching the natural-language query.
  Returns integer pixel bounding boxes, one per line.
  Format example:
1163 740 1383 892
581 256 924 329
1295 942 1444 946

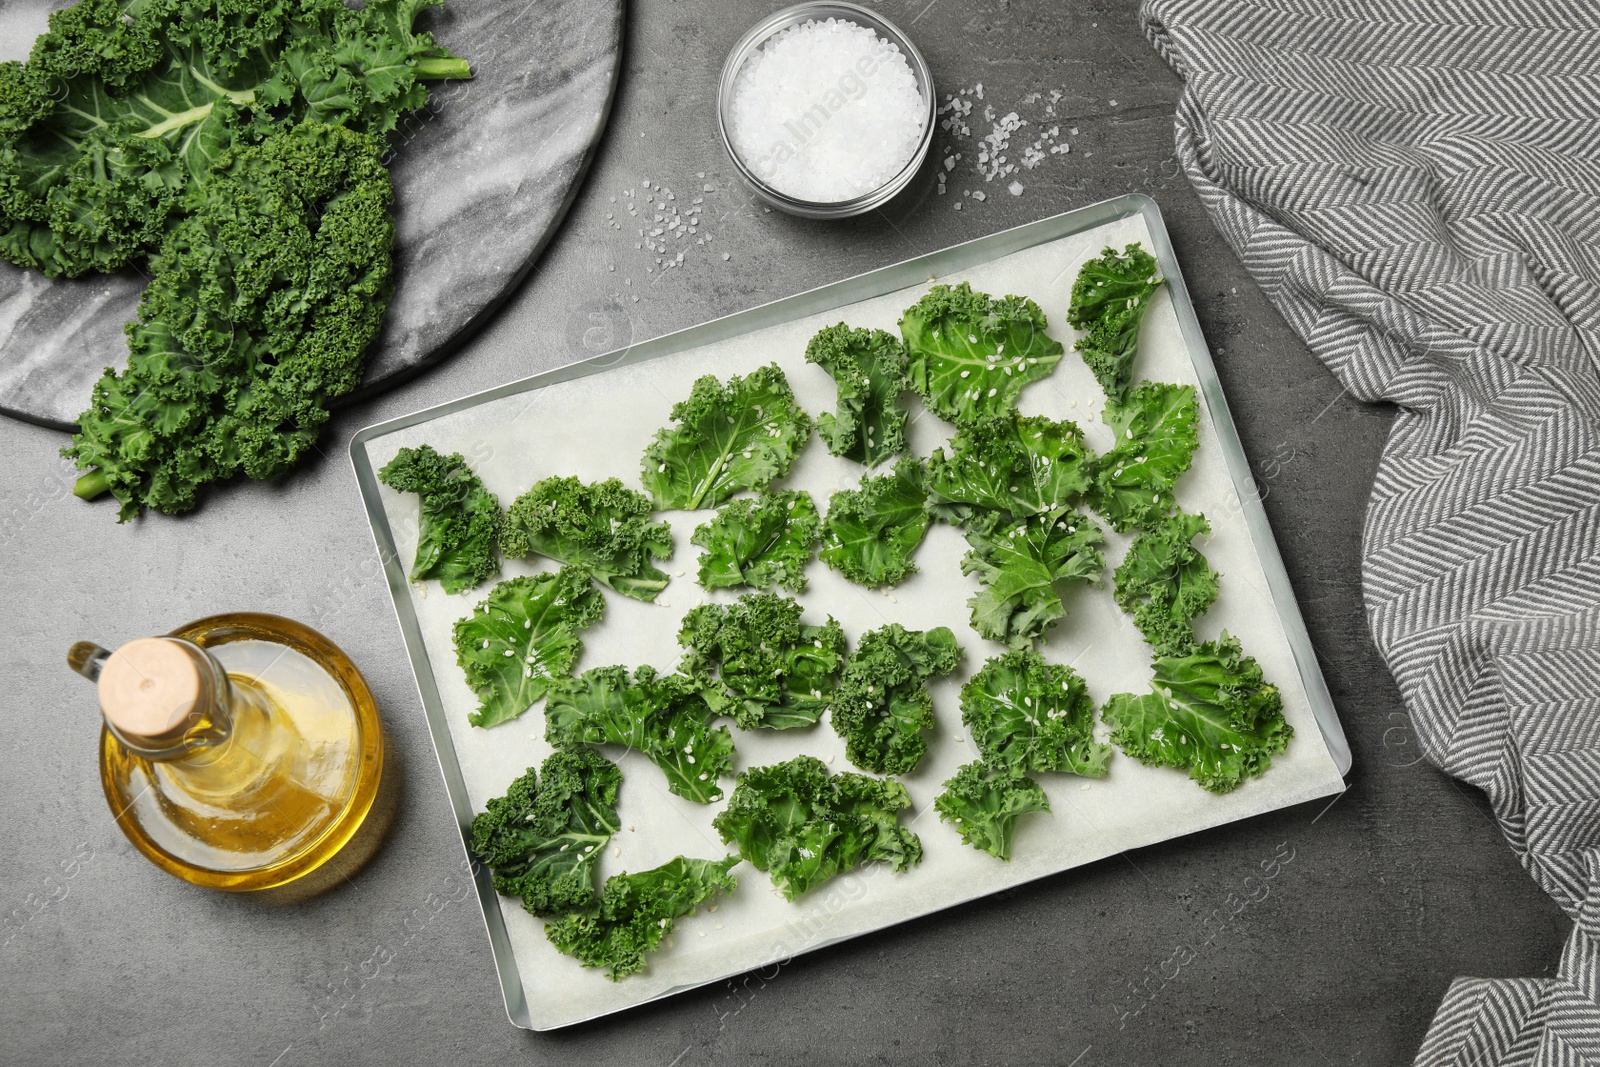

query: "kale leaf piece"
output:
678 593 847 730
805 323 911 467
469 748 621 916
831 624 961 775
712 755 922 900
379 444 501 594
1087 382 1199 533
925 411 1094 524
690 490 819 593
960 649 1112 777
65 121 394 519
500 476 673 602
1102 635 1292 794
1067 243 1166 400
961 508 1105 648
899 282 1064 424
935 761 1051 861
1113 511 1219 656
819 456 931 588
0 0 470 280
640 364 812 510
544 855 740 980
545 665 735 803
452 568 604 728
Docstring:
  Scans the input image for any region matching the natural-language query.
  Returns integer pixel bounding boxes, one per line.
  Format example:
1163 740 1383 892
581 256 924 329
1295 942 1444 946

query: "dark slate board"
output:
0 0 624 430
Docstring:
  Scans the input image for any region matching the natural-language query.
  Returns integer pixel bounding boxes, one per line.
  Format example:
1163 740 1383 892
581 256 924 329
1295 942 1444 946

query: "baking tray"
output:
350 193 1351 1031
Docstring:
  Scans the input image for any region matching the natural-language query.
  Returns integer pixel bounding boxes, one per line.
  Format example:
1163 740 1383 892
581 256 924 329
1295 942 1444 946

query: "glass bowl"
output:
716 2 936 219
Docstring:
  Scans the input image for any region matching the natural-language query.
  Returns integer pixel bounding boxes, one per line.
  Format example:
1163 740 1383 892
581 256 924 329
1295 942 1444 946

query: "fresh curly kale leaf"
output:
1114 511 1219 656
805 323 911 467
544 855 739 980
935 761 1050 861
961 508 1104 649
819 457 931 588
64 121 394 520
925 411 1094 524
469 748 621 917
500 476 673 602
1102 635 1292 794
832 624 961 776
1087 382 1199 533
712 755 922 901
677 593 846 730
690 490 819 593
640 364 812 510
960 649 1111 777
545 665 735 803
378 444 501 594
899 282 1064 424
1067 243 1165 400
0 0 469 280
452 568 604 728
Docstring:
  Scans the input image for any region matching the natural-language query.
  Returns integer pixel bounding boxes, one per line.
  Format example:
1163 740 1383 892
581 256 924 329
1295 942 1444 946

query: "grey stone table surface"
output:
0 1 1570 1065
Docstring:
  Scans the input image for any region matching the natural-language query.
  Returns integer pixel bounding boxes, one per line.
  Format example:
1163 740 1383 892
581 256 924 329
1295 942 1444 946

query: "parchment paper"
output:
361 211 1347 1029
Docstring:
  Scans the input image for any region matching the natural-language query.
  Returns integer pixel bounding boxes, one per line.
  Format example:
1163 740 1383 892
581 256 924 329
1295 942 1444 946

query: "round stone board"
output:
0 0 624 431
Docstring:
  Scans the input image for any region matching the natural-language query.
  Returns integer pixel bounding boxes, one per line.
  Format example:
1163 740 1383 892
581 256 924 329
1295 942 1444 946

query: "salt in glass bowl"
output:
716 2 937 219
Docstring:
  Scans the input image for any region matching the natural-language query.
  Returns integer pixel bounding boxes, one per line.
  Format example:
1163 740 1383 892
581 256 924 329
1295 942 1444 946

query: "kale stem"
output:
413 57 472 81
73 469 111 501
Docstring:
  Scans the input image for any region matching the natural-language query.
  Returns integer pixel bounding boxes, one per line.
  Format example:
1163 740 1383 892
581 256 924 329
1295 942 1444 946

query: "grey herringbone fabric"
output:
1141 0 1600 1060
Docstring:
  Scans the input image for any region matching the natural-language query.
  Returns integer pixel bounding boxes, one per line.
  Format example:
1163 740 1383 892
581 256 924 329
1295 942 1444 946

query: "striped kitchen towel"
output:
1141 0 1600 1060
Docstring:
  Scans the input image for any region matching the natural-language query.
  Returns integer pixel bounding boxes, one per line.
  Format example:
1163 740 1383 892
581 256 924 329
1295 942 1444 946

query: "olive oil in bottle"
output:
70 614 389 893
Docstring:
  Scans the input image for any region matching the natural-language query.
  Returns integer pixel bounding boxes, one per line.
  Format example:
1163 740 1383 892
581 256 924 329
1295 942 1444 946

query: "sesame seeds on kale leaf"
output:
1067 242 1166 401
819 456 932 588
452 568 603 729
805 322 912 467
899 282 1064 425
544 665 736 804
500 476 673 602
1102 635 1292 794
690 490 820 594
713 755 922 901
676 592 846 731
640 364 812 511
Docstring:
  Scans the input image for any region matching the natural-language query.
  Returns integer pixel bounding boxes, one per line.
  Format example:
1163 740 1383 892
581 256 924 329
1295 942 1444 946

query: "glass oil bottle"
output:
70 613 392 894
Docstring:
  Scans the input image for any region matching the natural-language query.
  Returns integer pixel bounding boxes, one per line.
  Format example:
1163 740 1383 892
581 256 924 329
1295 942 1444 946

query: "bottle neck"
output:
95 638 237 761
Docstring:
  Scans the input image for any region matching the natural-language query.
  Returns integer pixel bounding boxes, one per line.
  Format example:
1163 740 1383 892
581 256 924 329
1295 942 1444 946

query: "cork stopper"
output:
97 638 204 741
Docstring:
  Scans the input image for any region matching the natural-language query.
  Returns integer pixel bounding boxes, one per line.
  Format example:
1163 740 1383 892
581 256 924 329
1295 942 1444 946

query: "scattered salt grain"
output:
1008 181 1024 196
727 18 927 202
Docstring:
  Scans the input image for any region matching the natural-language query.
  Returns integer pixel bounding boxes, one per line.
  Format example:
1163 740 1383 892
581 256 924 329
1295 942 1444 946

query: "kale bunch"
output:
1 0 472 518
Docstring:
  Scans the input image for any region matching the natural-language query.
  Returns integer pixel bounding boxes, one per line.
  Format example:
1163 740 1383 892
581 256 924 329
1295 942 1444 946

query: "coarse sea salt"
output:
728 18 925 203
